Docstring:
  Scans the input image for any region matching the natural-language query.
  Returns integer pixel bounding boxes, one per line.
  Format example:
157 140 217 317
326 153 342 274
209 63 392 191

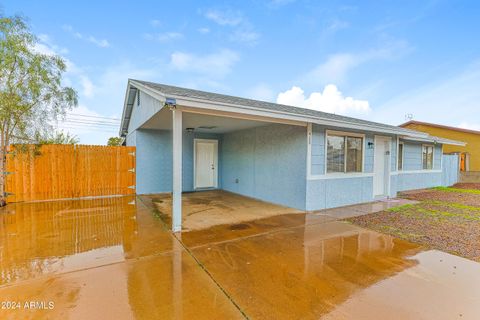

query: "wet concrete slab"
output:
0 250 244 320
189 221 480 320
145 190 303 231
2 196 480 319
0 196 174 286
181 211 337 249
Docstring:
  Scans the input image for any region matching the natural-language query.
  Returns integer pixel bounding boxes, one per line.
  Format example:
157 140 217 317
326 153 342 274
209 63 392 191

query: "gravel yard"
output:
348 184 480 262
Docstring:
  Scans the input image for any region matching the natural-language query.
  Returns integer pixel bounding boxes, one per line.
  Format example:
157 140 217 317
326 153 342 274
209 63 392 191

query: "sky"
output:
3 0 480 144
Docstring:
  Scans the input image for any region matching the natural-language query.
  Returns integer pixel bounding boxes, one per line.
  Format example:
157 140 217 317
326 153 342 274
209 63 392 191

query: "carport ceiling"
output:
142 110 270 133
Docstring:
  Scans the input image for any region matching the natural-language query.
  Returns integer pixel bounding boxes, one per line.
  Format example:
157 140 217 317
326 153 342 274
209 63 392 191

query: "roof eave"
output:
119 80 432 138
158 93 428 137
400 135 466 146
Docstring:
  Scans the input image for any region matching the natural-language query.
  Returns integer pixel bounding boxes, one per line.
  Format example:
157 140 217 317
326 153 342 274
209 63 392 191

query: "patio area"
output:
141 190 417 231
141 190 303 231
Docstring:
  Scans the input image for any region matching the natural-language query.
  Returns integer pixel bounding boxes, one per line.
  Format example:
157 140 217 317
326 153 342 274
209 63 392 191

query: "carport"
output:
131 92 309 231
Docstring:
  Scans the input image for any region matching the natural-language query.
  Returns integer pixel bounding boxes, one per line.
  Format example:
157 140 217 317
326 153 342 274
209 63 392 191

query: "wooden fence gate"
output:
5 145 136 202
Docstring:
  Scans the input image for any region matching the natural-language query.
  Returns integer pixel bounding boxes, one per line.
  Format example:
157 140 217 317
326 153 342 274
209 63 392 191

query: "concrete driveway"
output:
1 196 479 319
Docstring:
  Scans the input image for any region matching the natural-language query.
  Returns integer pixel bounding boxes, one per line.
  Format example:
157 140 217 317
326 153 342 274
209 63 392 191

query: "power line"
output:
58 125 118 132
61 120 120 127
66 113 120 121
55 125 118 133
67 117 120 124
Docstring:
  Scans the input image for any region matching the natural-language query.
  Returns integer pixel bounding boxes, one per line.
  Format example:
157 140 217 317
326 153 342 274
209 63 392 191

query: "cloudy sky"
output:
3 1 480 144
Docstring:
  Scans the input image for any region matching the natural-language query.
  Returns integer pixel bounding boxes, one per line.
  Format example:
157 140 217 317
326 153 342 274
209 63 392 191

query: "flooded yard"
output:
1 196 480 319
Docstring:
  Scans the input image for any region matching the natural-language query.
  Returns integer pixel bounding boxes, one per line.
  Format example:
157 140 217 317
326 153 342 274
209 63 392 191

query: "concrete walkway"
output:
0 196 479 319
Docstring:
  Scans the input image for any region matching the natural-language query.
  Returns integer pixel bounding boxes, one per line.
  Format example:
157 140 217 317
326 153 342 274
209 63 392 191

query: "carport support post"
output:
172 108 182 232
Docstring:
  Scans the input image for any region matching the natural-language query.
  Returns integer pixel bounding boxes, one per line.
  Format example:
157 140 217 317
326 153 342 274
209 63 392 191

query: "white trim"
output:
422 144 435 170
397 140 404 171
134 84 427 137
440 144 444 170
179 106 307 127
122 80 434 138
174 94 420 135
308 173 374 180
324 130 366 175
373 135 392 198
193 139 219 190
391 169 442 175
325 129 365 138
130 80 167 101
172 109 182 232
306 123 312 178
401 135 466 146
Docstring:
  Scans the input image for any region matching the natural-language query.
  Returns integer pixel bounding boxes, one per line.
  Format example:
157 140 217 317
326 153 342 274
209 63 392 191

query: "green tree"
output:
36 130 79 145
0 15 78 204
107 137 122 146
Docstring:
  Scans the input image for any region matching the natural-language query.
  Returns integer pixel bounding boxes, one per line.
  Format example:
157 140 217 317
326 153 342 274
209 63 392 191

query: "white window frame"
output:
397 141 404 171
325 130 365 175
422 144 434 170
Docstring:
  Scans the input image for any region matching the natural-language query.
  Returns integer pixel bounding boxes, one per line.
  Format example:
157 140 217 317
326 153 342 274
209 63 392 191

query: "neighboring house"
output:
120 79 464 231
400 120 477 171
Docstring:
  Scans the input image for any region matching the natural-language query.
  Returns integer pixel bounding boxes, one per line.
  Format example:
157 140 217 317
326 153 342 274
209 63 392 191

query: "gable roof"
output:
400 120 480 136
121 79 429 139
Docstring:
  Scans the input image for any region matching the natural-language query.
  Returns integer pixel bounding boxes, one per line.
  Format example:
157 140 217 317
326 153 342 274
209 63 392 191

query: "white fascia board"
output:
129 80 167 102
119 83 132 136
400 135 466 146
120 80 169 136
126 81 429 137
167 94 425 136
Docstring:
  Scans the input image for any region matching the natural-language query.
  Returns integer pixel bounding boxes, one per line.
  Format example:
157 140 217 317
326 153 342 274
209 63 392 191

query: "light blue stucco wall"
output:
128 109 452 211
130 128 222 194
393 140 444 192
221 124 307 210
310 124 376 175
395 172 443 191
305 126 449 210
306 177 373 210
134 129 172 194
126 130 136 146
400 140 442 170
306 124 378 210
128 91 163 132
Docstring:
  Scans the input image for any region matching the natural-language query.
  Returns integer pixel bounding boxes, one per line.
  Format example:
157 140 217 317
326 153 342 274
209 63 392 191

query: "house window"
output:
137 91 140 106
398 142 404 170
422 145 434 170
327 133 363 173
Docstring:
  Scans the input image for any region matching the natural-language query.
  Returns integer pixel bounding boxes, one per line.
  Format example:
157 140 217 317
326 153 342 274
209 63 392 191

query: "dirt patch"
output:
453 183 480 190
400 189 480 207
348 198 480 262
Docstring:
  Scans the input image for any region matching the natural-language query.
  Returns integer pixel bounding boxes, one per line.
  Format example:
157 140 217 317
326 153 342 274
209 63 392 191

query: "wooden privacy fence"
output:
5 145 136 202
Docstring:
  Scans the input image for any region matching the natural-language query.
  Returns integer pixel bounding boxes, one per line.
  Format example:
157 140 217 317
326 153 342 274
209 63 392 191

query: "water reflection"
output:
0 196 172 285
1 199 479 319
190 220 424 319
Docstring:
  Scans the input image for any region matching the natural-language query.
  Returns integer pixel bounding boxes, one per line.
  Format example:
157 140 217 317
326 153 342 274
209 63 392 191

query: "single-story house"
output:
400 120 479 171
120 79 465 231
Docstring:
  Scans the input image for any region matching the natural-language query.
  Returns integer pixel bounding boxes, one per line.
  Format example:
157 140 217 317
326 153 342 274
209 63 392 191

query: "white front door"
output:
194 139 218 189
373 136 391 197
